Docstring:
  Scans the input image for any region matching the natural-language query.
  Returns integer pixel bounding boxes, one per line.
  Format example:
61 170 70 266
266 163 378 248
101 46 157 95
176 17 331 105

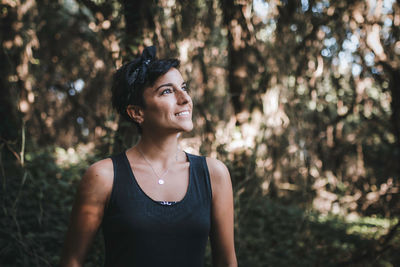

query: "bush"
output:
1 145 398 266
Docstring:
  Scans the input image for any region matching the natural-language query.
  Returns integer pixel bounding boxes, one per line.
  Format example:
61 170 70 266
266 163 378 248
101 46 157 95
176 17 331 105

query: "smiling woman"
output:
60 46 237 267
132 67 194 134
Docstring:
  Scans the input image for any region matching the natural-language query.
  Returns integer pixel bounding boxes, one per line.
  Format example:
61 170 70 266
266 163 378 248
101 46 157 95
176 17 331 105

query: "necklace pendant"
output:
158 179 165 185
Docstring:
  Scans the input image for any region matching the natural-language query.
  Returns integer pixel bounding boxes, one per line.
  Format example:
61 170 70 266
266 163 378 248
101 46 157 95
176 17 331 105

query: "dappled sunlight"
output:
179 136 202 155
262 87 289 131
54 143 95 167
367 24 387 60
2 0 400 265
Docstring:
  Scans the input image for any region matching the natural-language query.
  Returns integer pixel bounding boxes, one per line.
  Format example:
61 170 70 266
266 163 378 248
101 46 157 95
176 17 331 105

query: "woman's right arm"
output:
60 159 114 267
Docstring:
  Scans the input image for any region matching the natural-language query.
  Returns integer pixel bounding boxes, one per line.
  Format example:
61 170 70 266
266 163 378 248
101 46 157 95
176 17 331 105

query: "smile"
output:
175 111 190 116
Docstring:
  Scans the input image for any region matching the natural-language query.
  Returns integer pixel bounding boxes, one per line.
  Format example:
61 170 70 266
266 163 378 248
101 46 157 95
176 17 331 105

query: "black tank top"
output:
102 152 212 267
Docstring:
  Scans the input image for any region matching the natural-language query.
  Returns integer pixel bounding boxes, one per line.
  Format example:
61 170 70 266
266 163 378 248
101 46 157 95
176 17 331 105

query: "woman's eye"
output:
160 88 173 95
182 86 190 93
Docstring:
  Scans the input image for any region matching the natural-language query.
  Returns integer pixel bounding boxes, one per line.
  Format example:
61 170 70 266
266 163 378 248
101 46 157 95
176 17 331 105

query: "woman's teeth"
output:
176 111 189 116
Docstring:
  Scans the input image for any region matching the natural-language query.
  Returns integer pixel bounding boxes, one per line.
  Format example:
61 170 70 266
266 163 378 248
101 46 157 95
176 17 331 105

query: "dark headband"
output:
125 46 156 104
126 46 156 86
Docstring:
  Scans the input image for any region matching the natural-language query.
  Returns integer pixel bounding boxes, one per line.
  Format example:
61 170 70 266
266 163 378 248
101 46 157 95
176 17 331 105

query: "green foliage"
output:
235 194 399 267
0 144 105 266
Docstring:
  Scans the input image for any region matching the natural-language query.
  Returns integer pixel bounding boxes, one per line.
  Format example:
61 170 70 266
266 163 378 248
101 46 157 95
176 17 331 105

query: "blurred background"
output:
1 0 399 266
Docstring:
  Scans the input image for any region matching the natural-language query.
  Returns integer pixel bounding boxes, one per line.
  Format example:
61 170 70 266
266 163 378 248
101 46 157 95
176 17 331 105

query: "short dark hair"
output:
111 46 180 131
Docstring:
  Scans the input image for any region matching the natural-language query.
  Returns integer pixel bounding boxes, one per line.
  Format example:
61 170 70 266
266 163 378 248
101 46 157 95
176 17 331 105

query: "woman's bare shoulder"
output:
205 157 229 177
78 158 114 198
205 157 231 193
85 158 114 180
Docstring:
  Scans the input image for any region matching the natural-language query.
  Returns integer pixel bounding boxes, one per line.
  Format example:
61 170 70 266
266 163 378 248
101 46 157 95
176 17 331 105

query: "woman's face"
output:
141 68 193 134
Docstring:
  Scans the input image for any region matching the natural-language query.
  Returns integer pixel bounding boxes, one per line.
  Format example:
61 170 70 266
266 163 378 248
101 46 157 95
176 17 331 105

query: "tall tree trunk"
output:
122 0 155 49
220 0 254 124
0 4 23 153
385 64 400 182
0 58 20 143
113 0 156 153
378 61 400 183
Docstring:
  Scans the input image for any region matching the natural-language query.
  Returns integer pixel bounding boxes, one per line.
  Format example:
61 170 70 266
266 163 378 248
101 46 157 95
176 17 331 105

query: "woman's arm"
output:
60 159 113 267
206 158 237 267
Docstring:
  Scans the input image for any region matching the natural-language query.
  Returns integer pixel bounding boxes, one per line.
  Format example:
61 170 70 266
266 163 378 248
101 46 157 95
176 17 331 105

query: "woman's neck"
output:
134 131 180 164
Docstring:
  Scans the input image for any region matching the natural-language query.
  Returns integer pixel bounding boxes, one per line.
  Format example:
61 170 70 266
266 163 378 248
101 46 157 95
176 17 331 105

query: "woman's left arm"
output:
206 157 237 267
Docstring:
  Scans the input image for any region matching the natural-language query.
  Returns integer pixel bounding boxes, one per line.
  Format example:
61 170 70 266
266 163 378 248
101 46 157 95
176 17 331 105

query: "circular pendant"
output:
158 179 165 185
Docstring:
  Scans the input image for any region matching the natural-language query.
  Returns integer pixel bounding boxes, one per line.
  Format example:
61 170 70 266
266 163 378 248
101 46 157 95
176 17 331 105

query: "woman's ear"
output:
126 105 144 124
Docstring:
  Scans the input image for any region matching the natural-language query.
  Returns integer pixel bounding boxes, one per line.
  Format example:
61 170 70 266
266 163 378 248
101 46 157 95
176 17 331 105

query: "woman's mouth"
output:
175 111 190 116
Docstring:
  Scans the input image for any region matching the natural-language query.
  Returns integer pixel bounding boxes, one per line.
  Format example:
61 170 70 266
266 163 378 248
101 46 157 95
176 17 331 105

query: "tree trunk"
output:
0 5 22 146
220 0 254 124
113 0 156 153
122 0 155 49
379 61 400 181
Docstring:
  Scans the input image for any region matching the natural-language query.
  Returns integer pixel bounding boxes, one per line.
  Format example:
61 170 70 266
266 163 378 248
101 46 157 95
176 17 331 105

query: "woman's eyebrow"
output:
155 82 186 92
154 83 173 92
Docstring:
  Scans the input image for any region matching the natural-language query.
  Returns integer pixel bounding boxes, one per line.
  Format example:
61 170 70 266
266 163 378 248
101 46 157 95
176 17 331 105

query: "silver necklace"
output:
136 147 177 185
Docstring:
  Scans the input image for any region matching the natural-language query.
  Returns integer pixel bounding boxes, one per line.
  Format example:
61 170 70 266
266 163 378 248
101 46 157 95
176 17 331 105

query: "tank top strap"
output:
185 152 213 202
110 151 134 186
110 152 127 175
105 152 137 216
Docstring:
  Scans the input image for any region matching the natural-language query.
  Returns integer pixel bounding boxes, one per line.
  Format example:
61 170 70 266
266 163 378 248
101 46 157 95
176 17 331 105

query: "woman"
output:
60 46 237 267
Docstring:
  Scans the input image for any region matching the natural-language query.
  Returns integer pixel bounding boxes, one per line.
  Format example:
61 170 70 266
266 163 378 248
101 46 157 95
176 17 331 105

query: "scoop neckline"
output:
123 150 192 207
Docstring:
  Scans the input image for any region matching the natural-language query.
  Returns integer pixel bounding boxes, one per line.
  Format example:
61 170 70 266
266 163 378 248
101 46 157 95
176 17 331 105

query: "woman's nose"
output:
176 89 191 105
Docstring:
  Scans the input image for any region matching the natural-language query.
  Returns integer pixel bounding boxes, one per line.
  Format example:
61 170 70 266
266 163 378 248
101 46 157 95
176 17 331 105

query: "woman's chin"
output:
180 122 193 132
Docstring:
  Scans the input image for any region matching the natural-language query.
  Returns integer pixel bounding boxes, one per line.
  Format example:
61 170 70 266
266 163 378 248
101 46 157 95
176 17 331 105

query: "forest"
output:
1 0 399 266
